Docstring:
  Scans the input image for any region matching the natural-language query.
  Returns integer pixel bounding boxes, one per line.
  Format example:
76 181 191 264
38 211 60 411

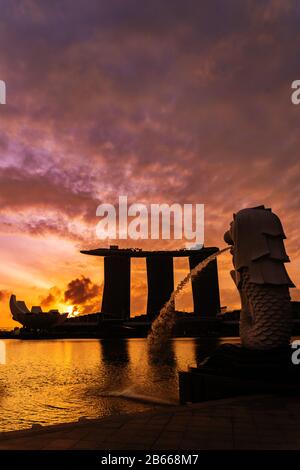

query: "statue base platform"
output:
179 344 300 404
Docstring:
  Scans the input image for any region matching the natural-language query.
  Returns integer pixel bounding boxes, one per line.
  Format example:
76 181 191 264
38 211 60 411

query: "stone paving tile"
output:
15 437 51 450
36 430 71 439
42 438 79 450
70 440 99 450
53 428 91 441
97 442 130 450
0 438 33 450
281 425 300 436
103 434 132 444
234 442 262 450
84 431 113 444
152 439 181 450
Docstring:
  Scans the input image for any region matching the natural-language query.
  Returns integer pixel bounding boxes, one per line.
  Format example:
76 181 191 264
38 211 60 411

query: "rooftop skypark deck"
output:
80 246 218 257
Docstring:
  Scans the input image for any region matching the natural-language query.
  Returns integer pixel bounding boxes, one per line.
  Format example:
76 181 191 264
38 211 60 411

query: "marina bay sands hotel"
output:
81 246 221 321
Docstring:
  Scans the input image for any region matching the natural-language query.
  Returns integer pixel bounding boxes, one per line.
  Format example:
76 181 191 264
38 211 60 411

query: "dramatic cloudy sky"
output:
0 0 300 326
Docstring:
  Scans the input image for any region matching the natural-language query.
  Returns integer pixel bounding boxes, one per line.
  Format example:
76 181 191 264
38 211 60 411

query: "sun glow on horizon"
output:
64 305 80 318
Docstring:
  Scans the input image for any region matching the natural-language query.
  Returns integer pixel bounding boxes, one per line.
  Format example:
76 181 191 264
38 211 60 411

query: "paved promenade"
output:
0 394 300 450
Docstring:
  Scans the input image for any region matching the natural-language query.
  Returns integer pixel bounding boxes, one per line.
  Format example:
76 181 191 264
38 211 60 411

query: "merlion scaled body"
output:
224 206 295 350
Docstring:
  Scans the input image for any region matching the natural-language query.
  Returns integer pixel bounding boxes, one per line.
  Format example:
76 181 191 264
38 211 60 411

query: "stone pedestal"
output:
179 344 300 404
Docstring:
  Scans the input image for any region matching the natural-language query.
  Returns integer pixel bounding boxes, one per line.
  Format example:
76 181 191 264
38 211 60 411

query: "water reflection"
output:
0 337 232 432
100 338 129 364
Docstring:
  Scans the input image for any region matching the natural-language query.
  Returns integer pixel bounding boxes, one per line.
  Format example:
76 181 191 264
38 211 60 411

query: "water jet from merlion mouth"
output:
147 247 231 360
102 247 230 406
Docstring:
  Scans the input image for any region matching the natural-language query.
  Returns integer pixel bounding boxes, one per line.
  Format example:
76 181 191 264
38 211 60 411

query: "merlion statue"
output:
224 206 295 350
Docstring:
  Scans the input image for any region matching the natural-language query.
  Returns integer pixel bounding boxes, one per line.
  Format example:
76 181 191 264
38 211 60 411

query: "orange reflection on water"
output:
0 337 230 432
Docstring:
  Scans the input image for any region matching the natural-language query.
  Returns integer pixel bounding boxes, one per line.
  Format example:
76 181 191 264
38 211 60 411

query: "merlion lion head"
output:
224 205 295 286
